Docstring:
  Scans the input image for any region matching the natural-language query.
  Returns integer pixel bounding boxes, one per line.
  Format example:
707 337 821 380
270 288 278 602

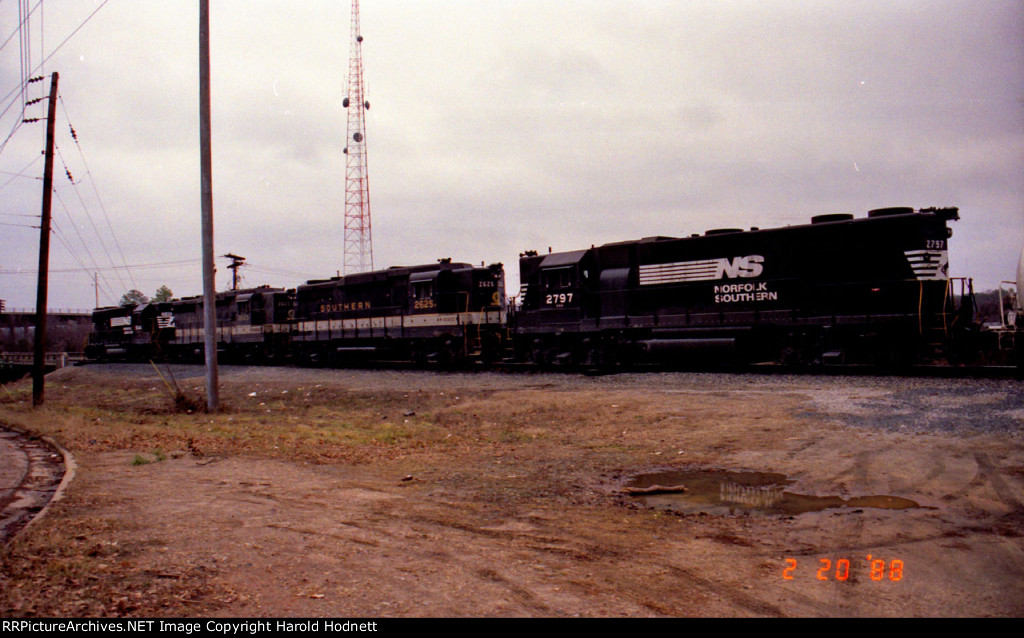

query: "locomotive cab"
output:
130 302 174 359
520 251 591 317
86 305 136 360
517 249 596 364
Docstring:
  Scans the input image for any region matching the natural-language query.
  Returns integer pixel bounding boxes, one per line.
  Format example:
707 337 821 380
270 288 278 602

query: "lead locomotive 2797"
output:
86 206 1022 369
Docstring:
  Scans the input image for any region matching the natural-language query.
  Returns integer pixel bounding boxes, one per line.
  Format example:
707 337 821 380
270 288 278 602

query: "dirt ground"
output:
1 364 1022 617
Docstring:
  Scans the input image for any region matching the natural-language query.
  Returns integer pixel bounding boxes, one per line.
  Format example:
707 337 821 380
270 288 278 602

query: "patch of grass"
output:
0 367 672 470
130 448 167 466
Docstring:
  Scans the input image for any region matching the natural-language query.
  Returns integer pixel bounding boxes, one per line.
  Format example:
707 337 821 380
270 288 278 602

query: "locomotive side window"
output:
411 276 438 311
542 267 575 290
541 266 577 307
413 281 434 300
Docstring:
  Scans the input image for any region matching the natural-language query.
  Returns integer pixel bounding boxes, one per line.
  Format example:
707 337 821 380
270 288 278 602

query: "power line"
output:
0 0 110 131
245 263 323 280
0 2 42 57
58 93 137 289
52 141 128 293
51 186 108 291
50 221 117 304
19 1 33 120
0 258 201 275
0 153 42 191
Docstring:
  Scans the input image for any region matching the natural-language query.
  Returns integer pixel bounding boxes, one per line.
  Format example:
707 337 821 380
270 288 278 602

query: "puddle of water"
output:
624 469 922 516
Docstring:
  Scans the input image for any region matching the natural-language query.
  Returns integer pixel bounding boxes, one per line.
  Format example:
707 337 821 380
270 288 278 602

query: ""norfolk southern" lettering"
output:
639 255 764 286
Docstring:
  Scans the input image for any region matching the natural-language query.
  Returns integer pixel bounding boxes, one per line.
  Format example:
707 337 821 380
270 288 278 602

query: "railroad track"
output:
494 360 1022 379
0 426 68 546
85 357 1022 380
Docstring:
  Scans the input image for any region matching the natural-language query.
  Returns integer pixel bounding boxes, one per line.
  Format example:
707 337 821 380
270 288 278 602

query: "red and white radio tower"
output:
343 0 373 274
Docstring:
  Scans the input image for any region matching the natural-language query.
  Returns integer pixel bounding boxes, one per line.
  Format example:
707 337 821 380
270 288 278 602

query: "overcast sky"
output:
1 0 1022 310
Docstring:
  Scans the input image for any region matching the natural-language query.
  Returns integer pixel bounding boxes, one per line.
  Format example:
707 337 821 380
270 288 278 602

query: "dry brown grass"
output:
0 367 478 465
0 366 676 472
0 365 678 616
0 503 240 616
0 365 815 617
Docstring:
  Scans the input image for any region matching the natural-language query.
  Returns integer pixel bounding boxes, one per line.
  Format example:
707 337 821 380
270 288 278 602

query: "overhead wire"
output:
0 0 125 306
19 1 31 118
0 153 41 191
245 263 324 281
0 4 36 56
52 139 129 294
0 1 36 154
0 258 201 275
51 186 112 295
0 0 109 110
0 0 109 152
58 94 137 289
50 220 117 305
6 88 140 303
0 1 44 158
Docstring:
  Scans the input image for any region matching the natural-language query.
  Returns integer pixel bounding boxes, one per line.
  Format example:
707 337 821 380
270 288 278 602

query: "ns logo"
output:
716 255 764 279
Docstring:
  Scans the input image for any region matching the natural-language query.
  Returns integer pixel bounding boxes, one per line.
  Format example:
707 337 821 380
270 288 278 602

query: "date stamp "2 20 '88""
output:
783 557 905 582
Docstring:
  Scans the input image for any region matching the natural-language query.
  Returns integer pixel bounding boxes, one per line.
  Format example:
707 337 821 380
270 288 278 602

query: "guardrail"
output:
0 352 78 368
0 308 92 316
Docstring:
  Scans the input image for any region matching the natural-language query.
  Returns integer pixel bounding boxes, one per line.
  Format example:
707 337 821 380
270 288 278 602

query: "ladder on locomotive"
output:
921 277 974 359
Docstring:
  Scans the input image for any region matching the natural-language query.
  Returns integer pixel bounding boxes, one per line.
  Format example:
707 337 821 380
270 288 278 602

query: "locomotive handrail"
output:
942 278 950 337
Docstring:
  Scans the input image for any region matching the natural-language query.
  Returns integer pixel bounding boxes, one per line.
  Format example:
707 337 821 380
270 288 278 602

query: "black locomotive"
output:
515 206 974 367
170 285 294 362
88 260 508 366
290 259 506 365
86 205 1017 369
85 302 174 361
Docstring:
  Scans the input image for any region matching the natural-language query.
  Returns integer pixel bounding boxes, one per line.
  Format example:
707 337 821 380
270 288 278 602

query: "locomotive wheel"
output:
479 332 504 366
434 338 464 370
781 330 824 369
409 342 428 366
528 339 553 369
584 337 618 370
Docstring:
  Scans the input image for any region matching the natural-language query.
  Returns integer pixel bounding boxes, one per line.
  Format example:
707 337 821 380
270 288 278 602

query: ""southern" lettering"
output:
319 301 371 313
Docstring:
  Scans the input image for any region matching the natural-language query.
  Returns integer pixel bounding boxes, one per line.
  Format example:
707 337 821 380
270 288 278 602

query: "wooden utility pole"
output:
32 72 58 407
199 0 219 410
224 253 245 291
